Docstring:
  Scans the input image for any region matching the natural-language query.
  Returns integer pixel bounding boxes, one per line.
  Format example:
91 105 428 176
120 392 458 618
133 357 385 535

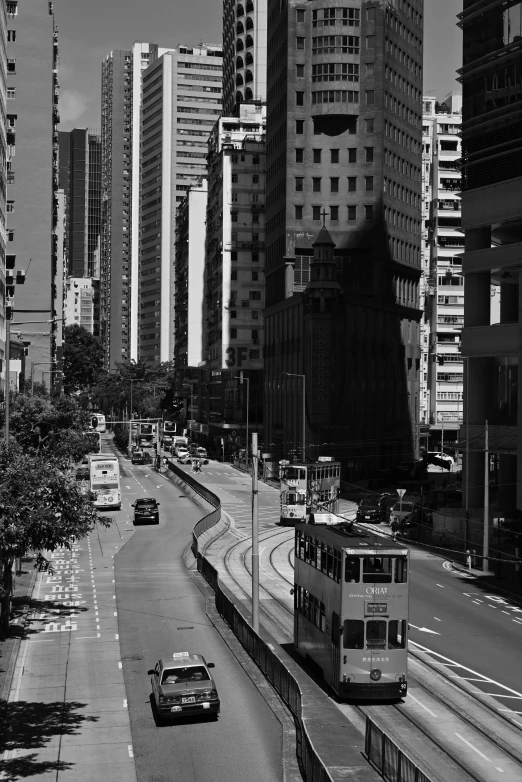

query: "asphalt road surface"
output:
105 441 284 782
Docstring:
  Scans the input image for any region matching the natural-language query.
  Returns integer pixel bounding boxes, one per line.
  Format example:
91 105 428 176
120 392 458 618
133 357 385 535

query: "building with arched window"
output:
222 0 267 115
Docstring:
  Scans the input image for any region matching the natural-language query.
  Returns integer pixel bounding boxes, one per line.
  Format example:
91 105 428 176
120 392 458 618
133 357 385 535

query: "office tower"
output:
222 0 267 115
421 94 463 450
64 277 96 334
198 105 265 441
138 43 222 364
5 0 60 386
174 179 208 370
458 2 522 509
100 42 151 368
0 1 7 389
263 0 424 471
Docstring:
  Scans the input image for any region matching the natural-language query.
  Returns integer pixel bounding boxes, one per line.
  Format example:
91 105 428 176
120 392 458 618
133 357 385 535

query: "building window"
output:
366 90 375 105
296 148 304 163
253 155 260 164
7 30 16 42
296 91 304 106
232 173 238 183
366 7 376 22
364 204 373 220
348 148 357 163
7 88 15 99
230 328 237 338
253 174 259 183
252 212 259 223
231 211 238 221
7 201 14 213
7 229 14 241
295 205 303 219
231 193 238 202
347 206 357 221
296 119 304 134
296 37 305 50
312 206 321 221
231 251 238 261
250 350 260 359
231 310 237 319
366 35 375 48
366 118 374 132
231 271 237 280
348 176 356 191
313 149 321 163
330 177 339 193
295 177 304 192
7 58 16 73
366 62 374 76
365 176 374 191
312 177 321 192
252 271 259 281
330 206 339 221
6 2 18 17
365 147 374 162
296 9 305 23
249 290 262 300
331 149 339 164
252 310 259 320
296 64 304 78
252 252 259 262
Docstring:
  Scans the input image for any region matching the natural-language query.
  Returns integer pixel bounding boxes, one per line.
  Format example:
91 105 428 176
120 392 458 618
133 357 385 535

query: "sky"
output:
54 0 463 131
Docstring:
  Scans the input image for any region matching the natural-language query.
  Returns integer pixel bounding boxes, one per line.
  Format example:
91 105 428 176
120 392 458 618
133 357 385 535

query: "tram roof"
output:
287 461 341 468
295 522 409 553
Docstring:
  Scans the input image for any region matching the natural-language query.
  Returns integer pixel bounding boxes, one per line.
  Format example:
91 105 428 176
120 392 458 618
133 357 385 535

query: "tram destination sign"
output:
365 602 388 615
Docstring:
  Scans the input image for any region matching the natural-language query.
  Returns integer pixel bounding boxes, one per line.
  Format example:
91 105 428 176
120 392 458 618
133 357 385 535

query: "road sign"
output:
397 488 406 498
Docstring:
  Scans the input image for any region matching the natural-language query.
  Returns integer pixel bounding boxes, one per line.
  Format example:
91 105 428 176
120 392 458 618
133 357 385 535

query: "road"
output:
106 439 284 782
180 458 522 720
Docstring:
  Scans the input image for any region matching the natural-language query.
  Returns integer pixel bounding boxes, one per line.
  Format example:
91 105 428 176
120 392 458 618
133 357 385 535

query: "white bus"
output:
91 413 107 433
88 454 121 510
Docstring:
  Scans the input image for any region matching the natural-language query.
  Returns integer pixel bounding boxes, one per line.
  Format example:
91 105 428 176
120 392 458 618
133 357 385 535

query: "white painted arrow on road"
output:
408 623 440 635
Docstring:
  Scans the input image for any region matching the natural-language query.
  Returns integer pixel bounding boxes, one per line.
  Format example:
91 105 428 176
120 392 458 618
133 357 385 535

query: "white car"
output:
174 446 189 459
429 452 454 465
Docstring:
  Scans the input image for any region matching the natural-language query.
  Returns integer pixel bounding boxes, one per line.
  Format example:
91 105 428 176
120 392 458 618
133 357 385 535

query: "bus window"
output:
388 619 407 649
362 557 392 583
366 620 387 650
343 619 364 649
344 557 360 583
395 557 408 583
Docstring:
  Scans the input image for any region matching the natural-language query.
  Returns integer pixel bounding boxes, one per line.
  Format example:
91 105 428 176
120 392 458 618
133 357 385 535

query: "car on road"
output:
390 501 417 528
149 652 220 722
162 435 174 449
356 496 385 523
131 449 146 465
174 445 190 459
196 447 208 459
428 452 454 466
132 497 160 524
177 454 193 465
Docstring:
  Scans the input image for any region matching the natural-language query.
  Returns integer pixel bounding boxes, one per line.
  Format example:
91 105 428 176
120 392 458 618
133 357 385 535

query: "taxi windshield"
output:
161 666 209 684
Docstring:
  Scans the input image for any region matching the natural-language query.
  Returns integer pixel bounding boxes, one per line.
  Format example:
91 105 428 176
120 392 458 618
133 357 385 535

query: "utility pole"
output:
484 419 489 573
465 356 470 513
128 379 134 454
4 311 10 442
251 431 259 634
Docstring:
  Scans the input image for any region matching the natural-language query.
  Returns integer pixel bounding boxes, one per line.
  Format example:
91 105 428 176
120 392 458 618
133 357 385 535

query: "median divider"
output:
365 717 431 782
165 459 394 782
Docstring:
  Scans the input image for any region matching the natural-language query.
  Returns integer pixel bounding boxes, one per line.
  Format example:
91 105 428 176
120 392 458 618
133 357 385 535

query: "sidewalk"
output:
0 522 136 782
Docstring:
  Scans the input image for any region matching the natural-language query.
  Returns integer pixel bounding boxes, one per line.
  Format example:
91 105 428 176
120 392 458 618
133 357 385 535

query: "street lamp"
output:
235 372 250 460
283 372 306 463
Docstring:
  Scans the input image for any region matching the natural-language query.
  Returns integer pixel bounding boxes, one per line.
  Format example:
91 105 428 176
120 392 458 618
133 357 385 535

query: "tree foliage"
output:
63 324 104 394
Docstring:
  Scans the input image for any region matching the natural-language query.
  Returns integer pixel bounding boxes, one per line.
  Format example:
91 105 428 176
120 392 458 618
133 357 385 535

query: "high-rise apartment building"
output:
421 94 463 449
0 0 7 390
5 0 60 385
100 42 152 368
458 2 522 510
263 0 424 471
138 43 222 364
174 179 207 370
222 0 267 115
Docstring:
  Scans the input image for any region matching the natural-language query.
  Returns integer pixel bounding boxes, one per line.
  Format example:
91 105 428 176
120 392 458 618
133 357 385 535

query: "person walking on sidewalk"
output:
391 519 399 540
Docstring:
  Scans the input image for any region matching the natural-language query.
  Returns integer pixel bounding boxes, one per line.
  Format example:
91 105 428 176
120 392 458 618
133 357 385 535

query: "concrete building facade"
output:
458 1 522 511
138 43 222 364
64 276 96 334
263 0 424 472
421 94 463 449
5 0 60 387
222 0 267 115
0 0 7 389
173 178 207 370
100 42 151 368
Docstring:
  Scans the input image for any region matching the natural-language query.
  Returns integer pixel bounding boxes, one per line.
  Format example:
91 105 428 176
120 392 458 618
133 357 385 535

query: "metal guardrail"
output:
165 459 221 556
365 717 432 782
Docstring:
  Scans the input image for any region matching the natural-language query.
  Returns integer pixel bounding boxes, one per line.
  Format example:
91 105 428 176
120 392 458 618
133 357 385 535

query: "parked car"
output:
149 652 219 722
132 497 160 524
390 501 417 527
356 496 385 524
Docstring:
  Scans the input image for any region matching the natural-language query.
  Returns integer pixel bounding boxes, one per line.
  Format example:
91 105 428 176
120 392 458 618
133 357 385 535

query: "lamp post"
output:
283 372 306 462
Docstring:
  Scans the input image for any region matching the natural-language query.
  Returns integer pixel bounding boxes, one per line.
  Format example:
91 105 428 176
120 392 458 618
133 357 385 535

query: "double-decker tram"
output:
294 522 409 700
280 459 341 524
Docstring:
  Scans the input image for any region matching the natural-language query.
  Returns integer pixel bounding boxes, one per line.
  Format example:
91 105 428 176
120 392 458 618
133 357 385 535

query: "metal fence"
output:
365 717 431 782
165 459 221 556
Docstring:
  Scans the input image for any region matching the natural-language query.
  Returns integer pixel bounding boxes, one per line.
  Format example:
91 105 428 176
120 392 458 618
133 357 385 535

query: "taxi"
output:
149 652 220 721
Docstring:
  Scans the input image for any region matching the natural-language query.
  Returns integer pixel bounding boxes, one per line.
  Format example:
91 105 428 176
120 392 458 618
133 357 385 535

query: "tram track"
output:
222 528 522 781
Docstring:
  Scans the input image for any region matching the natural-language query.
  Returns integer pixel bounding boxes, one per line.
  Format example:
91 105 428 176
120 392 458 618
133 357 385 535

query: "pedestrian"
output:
161 457 167 472
391 520 399 540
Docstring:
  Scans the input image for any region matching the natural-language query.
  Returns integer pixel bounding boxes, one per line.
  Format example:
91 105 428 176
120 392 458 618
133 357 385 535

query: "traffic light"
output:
91 415 98 429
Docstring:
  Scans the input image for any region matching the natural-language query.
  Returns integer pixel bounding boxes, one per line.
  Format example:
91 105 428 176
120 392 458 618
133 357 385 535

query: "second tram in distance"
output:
294 522 409 701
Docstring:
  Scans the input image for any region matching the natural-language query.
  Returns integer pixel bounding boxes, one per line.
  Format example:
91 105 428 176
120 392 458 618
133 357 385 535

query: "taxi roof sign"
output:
172 652 190 659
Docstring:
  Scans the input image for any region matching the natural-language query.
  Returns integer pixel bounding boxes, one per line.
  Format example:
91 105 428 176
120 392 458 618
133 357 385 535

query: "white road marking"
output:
485 694 522 699
449 676 493 682
408 692 437 717
118 662 122 669
455 733 491 761
436 583 444 588
498 709 522 714
472 600 481 605
433 617 441 621
128 745 134 758
488 604 497 609
409 623 440 635
123 699 127 708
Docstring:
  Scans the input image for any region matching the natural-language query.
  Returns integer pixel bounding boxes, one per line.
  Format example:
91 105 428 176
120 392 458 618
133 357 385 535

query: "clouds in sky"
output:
59 89 89 125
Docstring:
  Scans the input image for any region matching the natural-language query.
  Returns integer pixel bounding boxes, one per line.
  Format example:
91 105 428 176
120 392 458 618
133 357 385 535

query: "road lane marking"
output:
485 694 522 698
408 693 437 717
472 600 481 605
498 709 522 714
436 584 444 588
433 617 441 621
123 699 127 708
449 676 493 682
455 733 491 761
118 662 122 669
128 745 134 758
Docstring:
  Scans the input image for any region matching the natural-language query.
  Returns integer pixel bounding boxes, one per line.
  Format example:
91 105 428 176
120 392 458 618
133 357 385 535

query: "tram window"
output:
319 602 326 632
395 557 408 583
327 547 334 578
316 543 323 571
344 557 360 582
320 544 327 574
288 493 296 504
362 556 392 583
343 619 364 649
294 584 300 611
366 620 387 650
298 532 306 560
388 619 407 649
333 551 341 582
309 539 317 567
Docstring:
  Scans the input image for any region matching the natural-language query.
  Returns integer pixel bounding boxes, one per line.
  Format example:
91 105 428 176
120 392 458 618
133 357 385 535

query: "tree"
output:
0 440 111 636
63 325 104 394
90 360 177 420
